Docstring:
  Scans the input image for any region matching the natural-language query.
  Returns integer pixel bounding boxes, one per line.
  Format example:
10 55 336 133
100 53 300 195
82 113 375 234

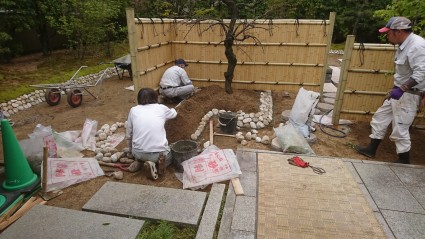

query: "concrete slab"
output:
196 183 225 239
236 149 257 172
323 97 335 105
230 230 256 239
406 186 425 207
231 196 256 233
323 92 336 99
323 82 337 93
357 183 379 212
1 204 144 239
239 171 257 197
316 102 334 112
329 66 340 85
218 184 236 239
353 163 403 187
82 181 206 227
367 185 425 213
374 212 396 239
381 209 425 239
390 165 425 187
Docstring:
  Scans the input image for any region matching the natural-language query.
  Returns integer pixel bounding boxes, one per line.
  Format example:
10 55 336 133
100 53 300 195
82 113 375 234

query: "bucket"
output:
171 140 198 173
219 112 237 134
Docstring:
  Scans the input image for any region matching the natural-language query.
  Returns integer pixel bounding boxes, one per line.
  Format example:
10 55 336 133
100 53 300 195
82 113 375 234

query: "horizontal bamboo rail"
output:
172 40 327 47
340 109 376 115
343 90 387 95
137 41 170 51
347 69 393 74
138 60 325 76
191 78 320 86
133 18 330 25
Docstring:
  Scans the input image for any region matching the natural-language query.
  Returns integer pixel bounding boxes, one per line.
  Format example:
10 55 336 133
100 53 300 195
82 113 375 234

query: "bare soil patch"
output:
1 53 425 211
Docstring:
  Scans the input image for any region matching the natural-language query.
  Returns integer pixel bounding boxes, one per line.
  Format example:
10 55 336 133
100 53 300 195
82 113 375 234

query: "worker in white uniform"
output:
355 17 425 164
126 88 177 179
159 58 195 102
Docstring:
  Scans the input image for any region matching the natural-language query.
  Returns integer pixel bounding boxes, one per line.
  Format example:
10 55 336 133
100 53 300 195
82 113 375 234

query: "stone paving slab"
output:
390 165 425 187
231 196 256 233
218 184 236 239
236 149 257 172
406 186 425 207
82 181 206 227
1 204 144 239
381 209 425 239
353 162 404 187
367 185 425 214
257 154 386 238
196 183 225 239
239 171 257 197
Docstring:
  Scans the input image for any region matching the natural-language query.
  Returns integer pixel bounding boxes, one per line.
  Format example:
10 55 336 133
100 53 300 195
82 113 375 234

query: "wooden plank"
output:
231 178 244 196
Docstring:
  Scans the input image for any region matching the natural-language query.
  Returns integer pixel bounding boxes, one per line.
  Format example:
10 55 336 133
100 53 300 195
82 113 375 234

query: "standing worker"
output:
159 58 195 102
355 17 425 164
126 88 177 180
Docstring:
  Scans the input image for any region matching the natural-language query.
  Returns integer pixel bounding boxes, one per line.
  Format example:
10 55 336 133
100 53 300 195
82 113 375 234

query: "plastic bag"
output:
274 123 315 155
28 124 57 157
182 146 241 189
78 118 97 151
289 87 320 137
19 138 44 175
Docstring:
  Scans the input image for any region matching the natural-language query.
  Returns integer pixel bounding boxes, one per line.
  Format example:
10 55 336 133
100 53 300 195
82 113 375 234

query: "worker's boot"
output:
156 153 166 175
144 161 158 180
127 160 142 172
394 151 410 164
355 139 381 158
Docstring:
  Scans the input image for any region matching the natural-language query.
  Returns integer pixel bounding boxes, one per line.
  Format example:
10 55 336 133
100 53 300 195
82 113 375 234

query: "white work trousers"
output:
370 93 419 154
160 85 194 100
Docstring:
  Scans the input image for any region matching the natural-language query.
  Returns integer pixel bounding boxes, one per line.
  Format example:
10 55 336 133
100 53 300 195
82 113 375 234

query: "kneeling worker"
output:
126 88 177 180
159 58 195 102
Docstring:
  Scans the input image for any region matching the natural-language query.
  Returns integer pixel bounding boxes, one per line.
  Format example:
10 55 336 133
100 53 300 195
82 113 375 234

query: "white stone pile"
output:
93 122 135 164
191 90 274 145
0 67 117 118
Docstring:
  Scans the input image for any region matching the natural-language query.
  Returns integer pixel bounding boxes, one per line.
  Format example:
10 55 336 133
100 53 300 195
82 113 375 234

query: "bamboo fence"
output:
332 35 425 125
126 8 335 94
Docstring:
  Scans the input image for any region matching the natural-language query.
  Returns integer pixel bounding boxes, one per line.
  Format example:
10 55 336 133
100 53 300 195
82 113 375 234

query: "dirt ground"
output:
1 54 425 211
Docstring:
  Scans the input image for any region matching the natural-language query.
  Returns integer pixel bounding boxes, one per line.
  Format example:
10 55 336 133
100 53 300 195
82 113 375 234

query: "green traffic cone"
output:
1 119 38 191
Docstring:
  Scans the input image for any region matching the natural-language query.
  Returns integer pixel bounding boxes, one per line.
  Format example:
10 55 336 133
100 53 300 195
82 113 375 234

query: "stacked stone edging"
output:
1 67 117 118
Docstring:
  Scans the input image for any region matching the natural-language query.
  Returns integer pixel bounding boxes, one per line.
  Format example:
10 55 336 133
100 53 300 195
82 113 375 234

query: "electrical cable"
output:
318 109 347 138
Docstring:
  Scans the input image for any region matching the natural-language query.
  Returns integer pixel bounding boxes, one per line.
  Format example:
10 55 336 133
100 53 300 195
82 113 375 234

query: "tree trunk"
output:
223 0 238 94
224 33 236 94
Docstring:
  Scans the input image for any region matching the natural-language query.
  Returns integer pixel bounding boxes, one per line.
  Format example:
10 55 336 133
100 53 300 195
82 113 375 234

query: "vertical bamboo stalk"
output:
126 8 140 97
333 35 355 125
319 12 336 96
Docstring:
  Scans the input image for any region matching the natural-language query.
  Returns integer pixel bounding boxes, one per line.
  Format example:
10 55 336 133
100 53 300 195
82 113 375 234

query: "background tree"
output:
0 0 34 62
45 0 128 59
375 0 425 38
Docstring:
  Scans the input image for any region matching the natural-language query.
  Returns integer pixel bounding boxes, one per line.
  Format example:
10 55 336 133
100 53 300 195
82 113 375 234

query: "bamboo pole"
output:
343 90 387 95
319 12 336 96
333 35 355 125
347 68 393 74
126 8 139 98
137 41 171 51
134 18 329 25
171 40 327 47
190 78 320 86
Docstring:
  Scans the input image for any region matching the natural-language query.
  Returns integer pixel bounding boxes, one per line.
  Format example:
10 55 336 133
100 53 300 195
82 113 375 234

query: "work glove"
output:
389 87 404 100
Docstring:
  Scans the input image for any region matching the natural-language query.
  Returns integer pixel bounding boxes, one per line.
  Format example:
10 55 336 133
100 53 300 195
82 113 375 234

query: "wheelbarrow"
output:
30 66 107 108
112 54 132 80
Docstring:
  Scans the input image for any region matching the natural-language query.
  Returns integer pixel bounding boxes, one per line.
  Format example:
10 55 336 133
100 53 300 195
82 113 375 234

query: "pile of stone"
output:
191 90 273 146
93 122 134 164
0 67 117 118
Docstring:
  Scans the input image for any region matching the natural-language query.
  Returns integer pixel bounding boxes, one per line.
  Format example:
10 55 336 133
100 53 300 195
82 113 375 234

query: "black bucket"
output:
170 140 198 173
219 112 237 134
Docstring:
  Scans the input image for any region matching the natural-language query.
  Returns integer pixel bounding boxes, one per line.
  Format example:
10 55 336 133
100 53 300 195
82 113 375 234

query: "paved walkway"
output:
223 148 425 239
